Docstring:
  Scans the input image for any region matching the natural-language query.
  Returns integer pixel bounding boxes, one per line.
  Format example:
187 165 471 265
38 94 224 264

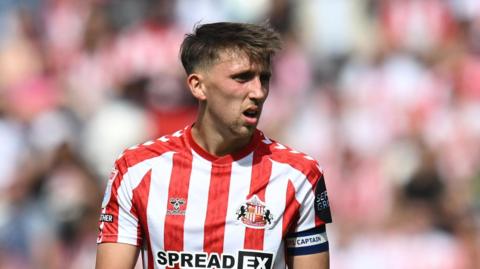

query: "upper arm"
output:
96 243 140 269
287 251 329 269
286 166 332 268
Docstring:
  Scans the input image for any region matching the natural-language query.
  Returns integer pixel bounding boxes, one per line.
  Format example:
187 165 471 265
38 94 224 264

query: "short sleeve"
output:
97 158 142 246
293 171 332 232
286 171 332 255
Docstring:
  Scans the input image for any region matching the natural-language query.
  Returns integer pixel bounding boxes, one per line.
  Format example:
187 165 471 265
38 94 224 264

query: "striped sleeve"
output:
97 156 142 246
286 165 332 255
293 164 332 231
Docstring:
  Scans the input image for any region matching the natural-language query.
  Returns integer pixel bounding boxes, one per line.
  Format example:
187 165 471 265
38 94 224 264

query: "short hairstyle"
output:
180 22 282 74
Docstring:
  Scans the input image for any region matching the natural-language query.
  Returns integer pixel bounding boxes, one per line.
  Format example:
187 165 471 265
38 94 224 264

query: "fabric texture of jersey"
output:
97 126 332 269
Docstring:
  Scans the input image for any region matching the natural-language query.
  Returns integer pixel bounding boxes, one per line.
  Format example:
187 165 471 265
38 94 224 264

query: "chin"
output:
231 125 256 138
241 125 257 136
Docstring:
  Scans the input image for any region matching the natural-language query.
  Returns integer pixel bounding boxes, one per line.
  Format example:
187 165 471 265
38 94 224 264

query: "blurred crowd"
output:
0 0 479 268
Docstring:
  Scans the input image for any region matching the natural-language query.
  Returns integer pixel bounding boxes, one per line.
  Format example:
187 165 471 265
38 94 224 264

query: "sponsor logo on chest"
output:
156 250 274 269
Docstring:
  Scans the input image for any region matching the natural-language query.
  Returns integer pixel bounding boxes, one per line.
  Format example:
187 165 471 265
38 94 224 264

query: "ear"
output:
187 73 207 101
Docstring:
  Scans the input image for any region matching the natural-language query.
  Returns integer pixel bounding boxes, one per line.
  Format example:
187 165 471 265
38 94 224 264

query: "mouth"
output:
242 107 260 125
243 108 258 118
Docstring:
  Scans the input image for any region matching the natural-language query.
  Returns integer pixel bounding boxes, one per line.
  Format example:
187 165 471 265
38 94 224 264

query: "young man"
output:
96 22 332 269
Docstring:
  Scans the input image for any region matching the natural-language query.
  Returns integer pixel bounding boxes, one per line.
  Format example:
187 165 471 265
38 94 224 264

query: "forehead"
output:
210 49 270 73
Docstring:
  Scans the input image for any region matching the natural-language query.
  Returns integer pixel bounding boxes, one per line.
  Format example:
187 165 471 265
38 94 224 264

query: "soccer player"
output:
96 22 332 269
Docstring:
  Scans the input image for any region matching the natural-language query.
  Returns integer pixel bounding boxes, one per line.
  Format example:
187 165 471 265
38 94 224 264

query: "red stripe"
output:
164 152 193 255
132 170 154 269
101 183 120 241
244 150 272 250
203 164 232 253
283 180 300 236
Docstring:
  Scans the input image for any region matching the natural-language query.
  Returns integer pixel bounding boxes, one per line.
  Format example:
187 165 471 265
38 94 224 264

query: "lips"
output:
242 107 260 125
243 108 258 118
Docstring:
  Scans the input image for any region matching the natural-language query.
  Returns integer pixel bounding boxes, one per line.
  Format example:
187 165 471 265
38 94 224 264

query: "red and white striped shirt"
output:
98 126 331 269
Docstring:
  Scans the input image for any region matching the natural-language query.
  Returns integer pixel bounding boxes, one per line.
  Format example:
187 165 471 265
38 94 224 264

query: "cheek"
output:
208 93 239 113
210 86 245 104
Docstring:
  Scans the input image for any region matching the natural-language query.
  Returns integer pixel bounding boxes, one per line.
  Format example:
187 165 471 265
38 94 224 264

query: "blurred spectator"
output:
0 0 479 268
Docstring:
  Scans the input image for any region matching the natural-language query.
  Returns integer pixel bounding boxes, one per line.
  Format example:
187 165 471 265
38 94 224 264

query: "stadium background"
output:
0 0 479 268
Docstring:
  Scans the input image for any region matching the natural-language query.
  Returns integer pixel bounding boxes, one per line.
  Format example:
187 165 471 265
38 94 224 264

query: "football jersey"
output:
97 125 332 269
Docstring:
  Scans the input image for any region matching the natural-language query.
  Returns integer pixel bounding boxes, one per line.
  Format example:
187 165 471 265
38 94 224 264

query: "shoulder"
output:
258 132 324 182
114 128 189 172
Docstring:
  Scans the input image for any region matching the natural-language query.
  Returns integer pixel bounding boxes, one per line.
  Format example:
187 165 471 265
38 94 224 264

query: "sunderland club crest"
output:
236 195 274 229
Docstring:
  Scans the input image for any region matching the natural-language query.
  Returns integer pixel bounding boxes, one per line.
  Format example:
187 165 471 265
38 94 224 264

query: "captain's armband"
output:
286 225 329 256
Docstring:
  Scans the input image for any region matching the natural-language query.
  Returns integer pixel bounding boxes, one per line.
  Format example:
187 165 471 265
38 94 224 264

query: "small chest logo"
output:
167 198 186 215
236 195 274 229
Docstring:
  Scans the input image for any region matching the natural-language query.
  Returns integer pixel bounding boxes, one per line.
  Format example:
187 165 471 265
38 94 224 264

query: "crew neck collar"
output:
185 125 260 164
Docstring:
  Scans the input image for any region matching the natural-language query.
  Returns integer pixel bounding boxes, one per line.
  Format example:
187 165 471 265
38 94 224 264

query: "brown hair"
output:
180 22 282 74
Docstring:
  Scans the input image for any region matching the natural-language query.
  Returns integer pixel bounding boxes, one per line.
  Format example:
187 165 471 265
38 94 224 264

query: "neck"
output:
191 120 253 157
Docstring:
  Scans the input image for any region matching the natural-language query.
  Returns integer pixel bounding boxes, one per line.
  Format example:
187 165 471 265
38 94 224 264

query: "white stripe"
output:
158 136 169 142
146 152 175 252
223 152 254 253
128 145 139 150
116 156 163 245
183 150 212 251
143 140 154 146
288 166 317 232
114 152 176 268
275 143 287 150
264 160 290 268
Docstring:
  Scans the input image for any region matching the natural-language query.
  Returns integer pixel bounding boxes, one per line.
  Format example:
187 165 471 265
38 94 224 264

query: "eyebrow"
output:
230 69 271 78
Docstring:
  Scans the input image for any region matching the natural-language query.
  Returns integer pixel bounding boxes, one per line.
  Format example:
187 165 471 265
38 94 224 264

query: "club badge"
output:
236 195 274 229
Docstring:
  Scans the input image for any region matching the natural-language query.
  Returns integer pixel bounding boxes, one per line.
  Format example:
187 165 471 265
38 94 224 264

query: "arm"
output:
287 251 329 269
96 157 143 269
96 243 140 269
285 226 330 269
286 169 332 268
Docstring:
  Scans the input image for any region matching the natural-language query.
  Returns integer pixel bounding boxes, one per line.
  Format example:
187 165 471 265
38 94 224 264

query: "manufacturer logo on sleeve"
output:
236 195 274 229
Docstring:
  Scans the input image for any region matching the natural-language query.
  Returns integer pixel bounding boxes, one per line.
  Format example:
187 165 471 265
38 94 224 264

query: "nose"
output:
248 76 268 101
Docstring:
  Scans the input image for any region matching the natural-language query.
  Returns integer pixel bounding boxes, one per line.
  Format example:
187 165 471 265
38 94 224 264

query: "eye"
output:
232 72 254 83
